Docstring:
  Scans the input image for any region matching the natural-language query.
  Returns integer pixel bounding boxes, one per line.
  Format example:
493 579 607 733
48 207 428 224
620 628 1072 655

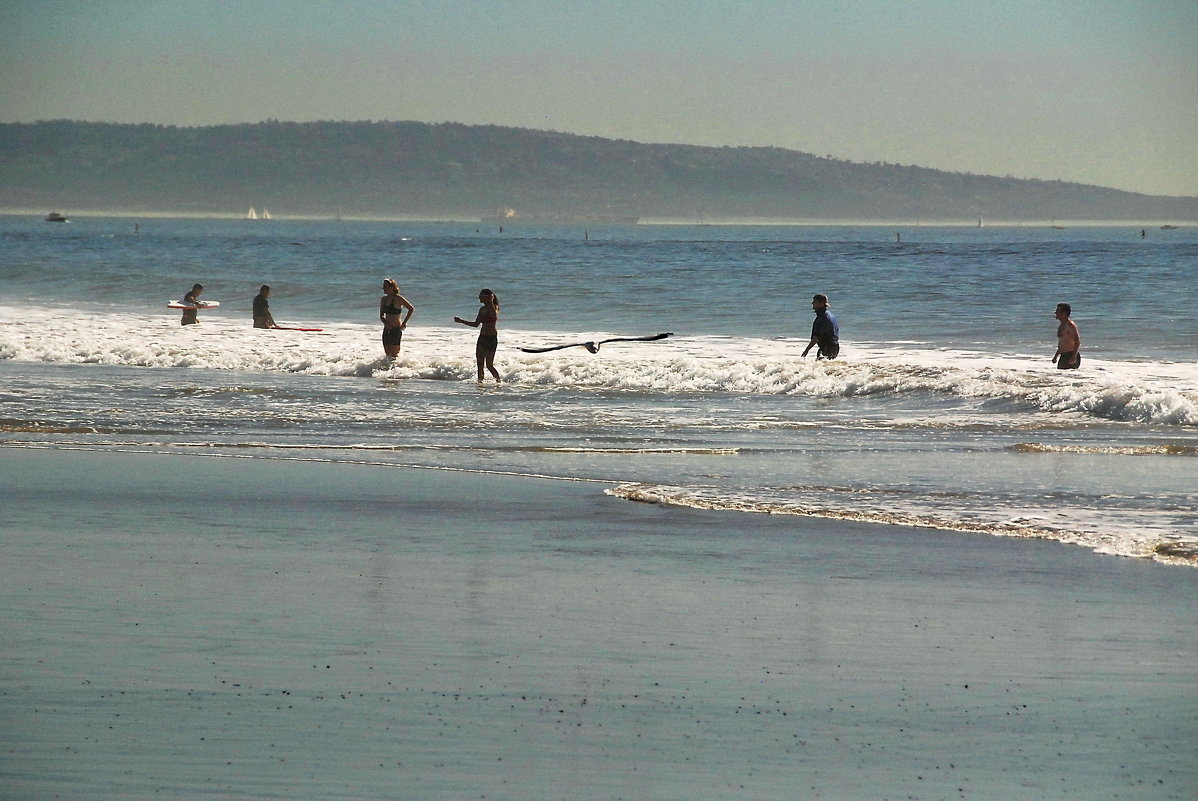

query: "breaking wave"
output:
2 305 1196 426
607 482 1198 567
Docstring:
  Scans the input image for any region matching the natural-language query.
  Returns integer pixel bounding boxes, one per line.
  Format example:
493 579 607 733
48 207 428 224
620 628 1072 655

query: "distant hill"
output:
1 120 1194 222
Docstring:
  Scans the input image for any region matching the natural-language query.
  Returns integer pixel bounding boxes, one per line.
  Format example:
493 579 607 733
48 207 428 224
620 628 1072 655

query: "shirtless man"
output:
1052 303 1081 369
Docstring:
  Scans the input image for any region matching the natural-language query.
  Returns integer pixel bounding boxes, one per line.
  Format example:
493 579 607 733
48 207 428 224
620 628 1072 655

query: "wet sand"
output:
1 447 1195 800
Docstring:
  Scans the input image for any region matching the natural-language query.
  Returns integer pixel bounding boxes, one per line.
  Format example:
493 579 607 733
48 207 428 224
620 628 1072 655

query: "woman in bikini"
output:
379 279 414 360
454 288 502 383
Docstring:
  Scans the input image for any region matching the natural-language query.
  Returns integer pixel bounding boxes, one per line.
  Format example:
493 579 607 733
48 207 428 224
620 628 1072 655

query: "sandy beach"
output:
1 446 1195 800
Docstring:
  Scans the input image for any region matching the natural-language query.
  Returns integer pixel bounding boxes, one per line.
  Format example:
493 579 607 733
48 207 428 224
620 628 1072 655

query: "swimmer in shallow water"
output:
801 293 840 360
252 285 276 329
379 279 414 360
454 288 502 383
180 283 204 326
1053 302 1081 369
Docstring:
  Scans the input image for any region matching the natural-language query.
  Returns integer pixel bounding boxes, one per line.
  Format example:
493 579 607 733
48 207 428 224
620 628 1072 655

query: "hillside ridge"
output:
2 120 1194 222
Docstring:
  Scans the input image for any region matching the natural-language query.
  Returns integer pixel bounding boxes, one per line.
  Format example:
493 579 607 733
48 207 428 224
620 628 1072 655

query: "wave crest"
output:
607 482 1198 566
2 308 1195 426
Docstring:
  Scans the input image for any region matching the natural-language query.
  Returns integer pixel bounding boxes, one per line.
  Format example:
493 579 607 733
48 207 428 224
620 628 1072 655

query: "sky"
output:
2 0 1196 196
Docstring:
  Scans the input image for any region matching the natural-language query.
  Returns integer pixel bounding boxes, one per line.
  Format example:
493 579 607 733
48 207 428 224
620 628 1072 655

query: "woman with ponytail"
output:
454 288 502 383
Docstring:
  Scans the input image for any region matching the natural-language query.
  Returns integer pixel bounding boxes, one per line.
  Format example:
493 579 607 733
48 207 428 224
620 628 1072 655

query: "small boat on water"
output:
44 212 68 222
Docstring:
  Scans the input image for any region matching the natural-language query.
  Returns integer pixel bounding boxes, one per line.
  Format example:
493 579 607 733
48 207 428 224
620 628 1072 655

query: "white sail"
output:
247 207 258 220
262 209 271 220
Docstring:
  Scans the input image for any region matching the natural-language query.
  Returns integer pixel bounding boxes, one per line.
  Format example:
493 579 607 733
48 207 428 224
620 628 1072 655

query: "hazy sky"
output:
3 0 1195 196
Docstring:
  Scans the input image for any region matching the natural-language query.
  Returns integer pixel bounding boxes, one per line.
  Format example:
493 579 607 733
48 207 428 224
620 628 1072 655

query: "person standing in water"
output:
180 283 204 326
252 285 277 329
1052 303 1082 369
802 293 840 360
454 288 502 383
379 279 414 360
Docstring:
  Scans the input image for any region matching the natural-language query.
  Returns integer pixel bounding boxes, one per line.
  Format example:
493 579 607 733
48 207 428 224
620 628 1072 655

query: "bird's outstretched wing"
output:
518 341 598 354
519 332 672 354
596 332 673 346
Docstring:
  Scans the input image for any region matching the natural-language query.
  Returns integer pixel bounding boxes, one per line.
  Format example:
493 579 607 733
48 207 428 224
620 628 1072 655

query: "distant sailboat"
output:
262 209 271 220
247 206 258 220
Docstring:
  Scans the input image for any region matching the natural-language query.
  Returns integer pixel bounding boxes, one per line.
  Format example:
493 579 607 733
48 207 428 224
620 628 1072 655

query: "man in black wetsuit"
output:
802 293 840 360
252 285 276 329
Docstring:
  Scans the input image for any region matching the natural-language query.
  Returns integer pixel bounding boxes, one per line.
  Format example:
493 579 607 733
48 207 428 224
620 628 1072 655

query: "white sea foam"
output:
2 305 1196 426
607 482 1198 566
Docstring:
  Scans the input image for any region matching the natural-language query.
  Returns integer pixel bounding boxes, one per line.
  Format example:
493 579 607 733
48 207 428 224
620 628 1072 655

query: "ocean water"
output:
2 215 1196 564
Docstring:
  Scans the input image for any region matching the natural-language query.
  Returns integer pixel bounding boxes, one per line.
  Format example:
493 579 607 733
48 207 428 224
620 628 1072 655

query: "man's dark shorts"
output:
818 342 840 360
1057 351 1080 369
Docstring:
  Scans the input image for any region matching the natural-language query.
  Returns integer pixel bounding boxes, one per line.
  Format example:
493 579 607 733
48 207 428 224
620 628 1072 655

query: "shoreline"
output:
2 446 1195 800
4 210 1195 227
9 442 1197 568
